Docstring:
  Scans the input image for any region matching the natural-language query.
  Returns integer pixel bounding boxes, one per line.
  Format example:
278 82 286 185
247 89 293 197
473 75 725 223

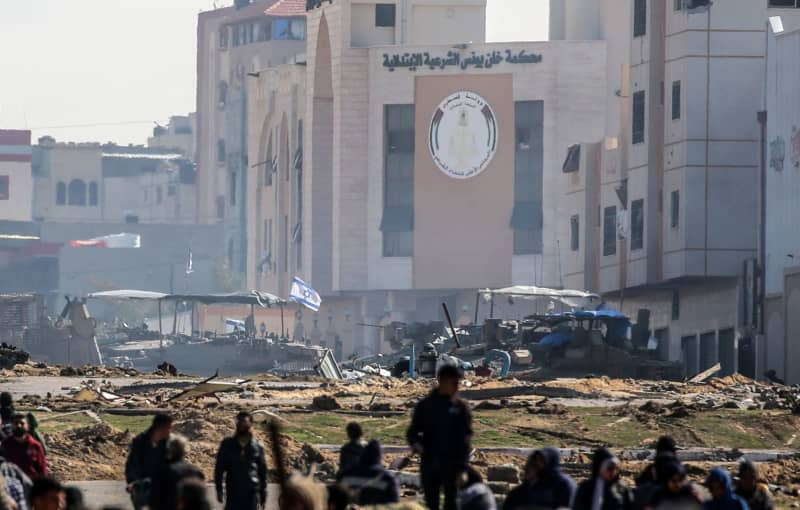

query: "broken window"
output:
570 215 580 251
670 190 680 228
562 144 580 173
632 91 646 144
672 81 681 120
382 104 414 257
631 199 644 251
603 206 617 256
376 4 396 27
634 0 646 37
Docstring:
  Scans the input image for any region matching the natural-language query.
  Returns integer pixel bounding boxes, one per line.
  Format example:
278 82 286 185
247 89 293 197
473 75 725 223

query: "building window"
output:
56 182 66 205
631 199 644 251
0 176 8 200
670 190 680 228
216 196 225 220
156 185 163 205
634 0 647 37
217 139 226 163
219 27 229 49
68 179 86 206
769 0 800 7
167 184 176 197
89 181 98 206
512 101 544 255
376 4 396 27
218 81 228 107
570 215 580 252
672 81 681 120
273 18 306 40
381 104 415 257
230 172 237 207
603 206 617 256
674 0 682 10
256 20 272 41
632 91 646 144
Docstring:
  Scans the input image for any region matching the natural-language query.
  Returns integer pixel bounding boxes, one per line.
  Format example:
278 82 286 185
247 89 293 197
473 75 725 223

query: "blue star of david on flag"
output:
289 276 321 312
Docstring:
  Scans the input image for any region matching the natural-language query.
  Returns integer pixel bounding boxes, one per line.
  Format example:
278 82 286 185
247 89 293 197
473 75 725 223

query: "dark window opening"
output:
603 206 617 256
156 186 163 205
217 139 226 163
68 179 86 206
634 0 647 37
168 184 176 197
376 4 396 27
230 173 237 207
89 181 98 206
513 101 544 255
562 144 580 173
0 175 8 200
56 182 66 205
570 215 580 251
670 190 680 228
632 91 646 144
219 27 229 49
382 104 415 257
769 0 799 7
216 196 225 220
631 199 644 251
672 81 681 120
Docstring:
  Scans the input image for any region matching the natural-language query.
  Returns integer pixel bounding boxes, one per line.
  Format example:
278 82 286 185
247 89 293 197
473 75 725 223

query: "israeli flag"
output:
289 276 321 312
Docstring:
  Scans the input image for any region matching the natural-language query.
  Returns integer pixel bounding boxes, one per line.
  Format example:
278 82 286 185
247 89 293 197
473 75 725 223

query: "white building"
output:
0 130 33 223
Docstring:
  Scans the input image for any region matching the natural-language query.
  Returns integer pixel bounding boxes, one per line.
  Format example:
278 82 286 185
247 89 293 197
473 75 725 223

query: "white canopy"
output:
87 290 168 300
479 285 600 308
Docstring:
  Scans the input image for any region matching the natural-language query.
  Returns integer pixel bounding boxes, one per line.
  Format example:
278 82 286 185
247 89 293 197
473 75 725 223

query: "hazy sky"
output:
0 0 548 145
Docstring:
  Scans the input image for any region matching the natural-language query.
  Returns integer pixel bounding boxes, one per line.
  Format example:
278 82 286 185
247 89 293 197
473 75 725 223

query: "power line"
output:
30 120 167 130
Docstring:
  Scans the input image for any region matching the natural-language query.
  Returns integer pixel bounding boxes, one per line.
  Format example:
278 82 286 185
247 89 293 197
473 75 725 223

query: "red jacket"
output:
1 434 47 479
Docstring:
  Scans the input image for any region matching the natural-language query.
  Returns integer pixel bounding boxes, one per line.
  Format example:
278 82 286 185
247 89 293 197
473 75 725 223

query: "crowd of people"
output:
0 369 782 510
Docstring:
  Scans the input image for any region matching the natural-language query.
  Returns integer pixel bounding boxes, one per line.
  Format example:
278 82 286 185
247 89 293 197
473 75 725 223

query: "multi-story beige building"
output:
552 0 800 379
245 0 609 356
148 114 196 159
32 138 196 225
195 0 307 280
0 130 33 222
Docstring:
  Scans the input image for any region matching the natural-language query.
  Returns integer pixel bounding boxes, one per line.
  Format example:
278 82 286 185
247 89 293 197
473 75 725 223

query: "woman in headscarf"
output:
648 459 705 510
574 448 634 510
704 468 749 510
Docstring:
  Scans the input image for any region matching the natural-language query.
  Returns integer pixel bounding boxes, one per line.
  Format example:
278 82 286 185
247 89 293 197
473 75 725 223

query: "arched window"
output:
56 182 66 205
88 181 99 206
68 179 86 206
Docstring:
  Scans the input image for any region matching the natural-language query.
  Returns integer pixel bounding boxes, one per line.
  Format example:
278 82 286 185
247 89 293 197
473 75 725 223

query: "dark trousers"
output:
422 469 458 510
225 494 259 510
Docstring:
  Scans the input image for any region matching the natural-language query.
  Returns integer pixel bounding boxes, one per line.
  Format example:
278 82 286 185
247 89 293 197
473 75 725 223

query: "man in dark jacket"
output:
0 393 15 439
527 448 577 509
214 411 268 510
574 448 634 510
735 461 774 510
149 434 205 510
503 453 537 510
407 364 473 510
634 436 678 510
124 413 172 510
339 439 399 506
337 422 366 478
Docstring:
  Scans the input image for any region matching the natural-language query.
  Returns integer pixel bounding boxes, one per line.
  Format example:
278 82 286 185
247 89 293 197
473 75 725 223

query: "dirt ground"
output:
7 362 800 506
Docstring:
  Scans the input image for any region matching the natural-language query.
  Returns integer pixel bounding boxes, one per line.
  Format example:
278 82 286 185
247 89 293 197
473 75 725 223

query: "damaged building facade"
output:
554 0 800 380
243 0 608 356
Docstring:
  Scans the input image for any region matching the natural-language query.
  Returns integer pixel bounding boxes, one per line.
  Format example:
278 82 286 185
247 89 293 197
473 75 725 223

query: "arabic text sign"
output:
382 49 543 72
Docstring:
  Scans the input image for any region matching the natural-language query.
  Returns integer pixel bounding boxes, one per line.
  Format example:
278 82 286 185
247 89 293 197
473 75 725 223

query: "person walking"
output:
214 411 268 510
574 448 634 510
0 394 15 439
525 448 576 509
735 461 773 510
339 439 399 506
649 460 705 510
1 415 47 481
407 364 473 510
124 413 172 510
149 434 204 510
503 453 538 510
0 445 32 510
337 422 366 478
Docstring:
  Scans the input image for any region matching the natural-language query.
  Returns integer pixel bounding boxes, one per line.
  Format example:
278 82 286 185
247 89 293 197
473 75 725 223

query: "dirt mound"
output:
708 374 756 388
46 424 132 481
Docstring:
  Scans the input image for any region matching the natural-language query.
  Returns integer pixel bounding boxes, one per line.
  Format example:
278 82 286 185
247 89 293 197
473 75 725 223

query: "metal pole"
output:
280 304 286 339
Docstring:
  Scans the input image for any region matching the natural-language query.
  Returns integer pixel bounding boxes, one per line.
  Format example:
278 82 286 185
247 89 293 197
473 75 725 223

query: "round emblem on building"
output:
429 91 498 179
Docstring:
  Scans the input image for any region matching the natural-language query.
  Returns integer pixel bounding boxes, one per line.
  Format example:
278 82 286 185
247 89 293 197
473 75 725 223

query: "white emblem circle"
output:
428 91 498 179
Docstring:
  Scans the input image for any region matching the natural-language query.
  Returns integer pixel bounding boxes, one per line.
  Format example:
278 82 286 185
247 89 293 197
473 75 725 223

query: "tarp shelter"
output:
477 285 601 319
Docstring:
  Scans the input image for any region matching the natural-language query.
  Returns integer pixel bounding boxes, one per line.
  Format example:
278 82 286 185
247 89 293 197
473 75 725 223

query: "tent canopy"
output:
88 289 286 308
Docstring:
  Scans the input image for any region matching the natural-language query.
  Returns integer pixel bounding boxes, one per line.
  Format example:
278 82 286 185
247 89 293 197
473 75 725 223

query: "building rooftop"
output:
265 0 305 17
